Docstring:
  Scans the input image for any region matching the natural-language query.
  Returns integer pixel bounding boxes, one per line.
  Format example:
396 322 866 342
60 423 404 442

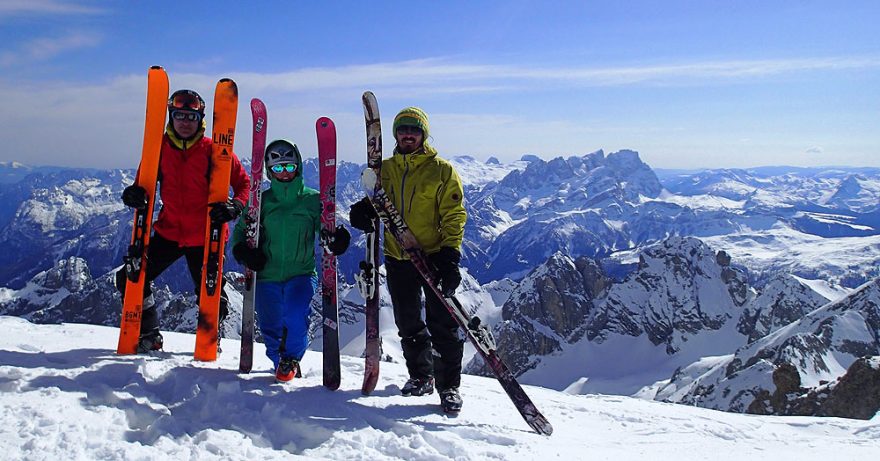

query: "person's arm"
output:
229 152 251 207
229 202 250 248
437 164 466 250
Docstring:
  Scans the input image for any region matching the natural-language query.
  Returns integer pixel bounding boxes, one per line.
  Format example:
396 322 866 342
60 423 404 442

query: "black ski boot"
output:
401 377 435 396
136 332 164 353
439 387 463 413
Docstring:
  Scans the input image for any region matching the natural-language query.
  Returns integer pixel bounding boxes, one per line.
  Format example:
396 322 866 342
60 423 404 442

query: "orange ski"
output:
194 78 238 361
117 66 169 355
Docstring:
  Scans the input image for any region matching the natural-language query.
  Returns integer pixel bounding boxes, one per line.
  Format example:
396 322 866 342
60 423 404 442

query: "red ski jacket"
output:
151 132 249 247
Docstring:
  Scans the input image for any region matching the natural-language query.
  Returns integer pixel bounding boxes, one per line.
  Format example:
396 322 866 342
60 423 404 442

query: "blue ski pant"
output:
255 274 317 370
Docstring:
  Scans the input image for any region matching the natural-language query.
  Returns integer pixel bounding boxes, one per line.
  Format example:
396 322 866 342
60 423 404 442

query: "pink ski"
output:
317 117 340 390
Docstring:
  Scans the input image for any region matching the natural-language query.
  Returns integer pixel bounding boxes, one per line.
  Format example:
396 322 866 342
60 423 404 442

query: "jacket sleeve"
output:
230 202 249 248
229 152 251 205
313 194 322 235
437 164 466 250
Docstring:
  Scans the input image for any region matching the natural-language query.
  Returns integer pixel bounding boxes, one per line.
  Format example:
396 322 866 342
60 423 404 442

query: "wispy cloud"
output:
806 146 824 155
504 57 880 85
178 55 880 96
0 0 104 17
0 31 101 66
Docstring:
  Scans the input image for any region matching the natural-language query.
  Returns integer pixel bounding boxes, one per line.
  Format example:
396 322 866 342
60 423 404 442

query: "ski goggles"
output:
270 163 298 174
395 125 423 135
171 110 202 122
168 91 204 112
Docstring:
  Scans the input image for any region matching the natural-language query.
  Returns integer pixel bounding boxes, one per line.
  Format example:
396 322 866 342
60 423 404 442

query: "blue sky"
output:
0 0 877 169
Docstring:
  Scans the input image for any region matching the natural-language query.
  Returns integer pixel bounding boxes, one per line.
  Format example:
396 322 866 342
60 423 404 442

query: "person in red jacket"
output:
117 89 250 353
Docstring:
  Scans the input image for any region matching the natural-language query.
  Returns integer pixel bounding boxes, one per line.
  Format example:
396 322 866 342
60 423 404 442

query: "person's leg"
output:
278 274 317 361
386 258 433 381
183 246 229 345
254 280 285 370
424 287 464 391
115 233 184 340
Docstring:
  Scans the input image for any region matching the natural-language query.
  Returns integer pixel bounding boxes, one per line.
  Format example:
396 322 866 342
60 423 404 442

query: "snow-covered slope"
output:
2 316 877 460
471 237 843 398
656 278 880 413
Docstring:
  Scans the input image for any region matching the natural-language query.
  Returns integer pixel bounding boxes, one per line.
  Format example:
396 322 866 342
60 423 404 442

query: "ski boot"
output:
439 387 463 413
401 377 435 396
275 357 300 383
136 332 164 353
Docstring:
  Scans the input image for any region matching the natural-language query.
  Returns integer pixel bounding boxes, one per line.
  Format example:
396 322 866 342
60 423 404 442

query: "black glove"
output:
122 185 148 209
209 199 244 223
348 197 378 232
323 225 351 256
429 247 462 297
232 242 267 272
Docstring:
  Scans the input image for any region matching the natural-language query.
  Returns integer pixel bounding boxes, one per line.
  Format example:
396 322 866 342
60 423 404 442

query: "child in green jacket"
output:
232 139 349 382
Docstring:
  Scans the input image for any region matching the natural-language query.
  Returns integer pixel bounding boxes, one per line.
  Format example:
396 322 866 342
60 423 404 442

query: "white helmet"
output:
265 139 300 168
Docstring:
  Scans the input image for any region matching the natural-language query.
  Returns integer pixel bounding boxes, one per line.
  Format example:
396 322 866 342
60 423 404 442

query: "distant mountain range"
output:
2 153 879 419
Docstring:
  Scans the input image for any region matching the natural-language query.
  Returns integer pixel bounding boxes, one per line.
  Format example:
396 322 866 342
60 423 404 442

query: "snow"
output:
3 316 878 460
702 225 880 285
791 275 852 302
653 191 746 211
448 156 528 190
802 212 874 231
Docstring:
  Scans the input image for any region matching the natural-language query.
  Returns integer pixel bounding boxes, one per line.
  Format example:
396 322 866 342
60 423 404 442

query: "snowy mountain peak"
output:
467 149 662 280
466 252 610 377
594 236 750 352
659 277 880 414
31 256 92 292
739 273 832 342
825 174 880 212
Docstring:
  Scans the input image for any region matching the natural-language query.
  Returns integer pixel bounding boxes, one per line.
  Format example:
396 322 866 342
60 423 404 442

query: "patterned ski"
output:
362 168 554 436
317 116 340 390
117 65 169 355
359 91 382 394
239 98 266 373
194 78 238 362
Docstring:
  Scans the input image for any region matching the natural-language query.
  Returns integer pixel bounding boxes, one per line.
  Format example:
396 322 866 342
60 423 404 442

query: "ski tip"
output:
531 418 554 436
362 91 377 105
149 65 164 70
316 116 334 129
217 78 239 94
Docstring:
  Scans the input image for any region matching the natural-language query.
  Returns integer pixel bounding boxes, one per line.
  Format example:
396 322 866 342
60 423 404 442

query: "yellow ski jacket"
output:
381 145 466 260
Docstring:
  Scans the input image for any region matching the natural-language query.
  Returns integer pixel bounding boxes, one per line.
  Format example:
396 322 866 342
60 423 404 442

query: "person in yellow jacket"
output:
349 106 467 413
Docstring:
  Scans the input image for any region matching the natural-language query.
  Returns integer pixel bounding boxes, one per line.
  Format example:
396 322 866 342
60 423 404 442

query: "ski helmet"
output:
265 139 301 168
167 89 205 116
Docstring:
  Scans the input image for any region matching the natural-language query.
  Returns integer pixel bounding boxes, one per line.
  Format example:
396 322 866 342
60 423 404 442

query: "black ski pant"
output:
116 232 229 336
386 256 464 391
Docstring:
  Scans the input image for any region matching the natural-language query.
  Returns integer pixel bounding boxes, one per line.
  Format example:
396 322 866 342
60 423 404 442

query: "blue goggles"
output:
270 164 297 174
